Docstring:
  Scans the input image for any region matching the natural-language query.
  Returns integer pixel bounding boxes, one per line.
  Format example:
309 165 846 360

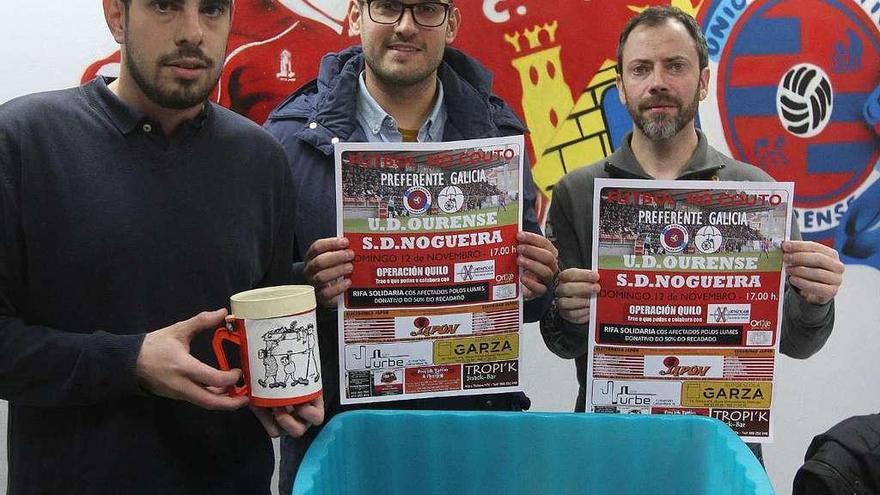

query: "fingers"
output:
305 237 349 262
154 355 247 410
556 295 592 311
555 269 601 300
786 265 844 288
783 241 844 305
783 242 844 272
304 238 354 308
296 396 325 426
251 397 326 439
273 408 311 438
788 275 838 305
250 406 282 438
315 279 351 308
517 253 556 287
174 379 249 411
273 396 325 438
517 231 558 257
782 240 837 256
305 250 354 286
137 310 250 411
553 269 599 325
558 268 600 285
520 272 546 300
184 357 243 389
555 281 601 299
558 306 589 325
517 232 559 285
173 309 228 339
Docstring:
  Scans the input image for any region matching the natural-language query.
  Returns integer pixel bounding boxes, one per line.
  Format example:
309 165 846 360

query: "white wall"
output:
763 265 880 492
0 2 116 103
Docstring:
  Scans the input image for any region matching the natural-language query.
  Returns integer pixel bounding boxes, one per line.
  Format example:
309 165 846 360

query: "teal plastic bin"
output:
292 410 772 495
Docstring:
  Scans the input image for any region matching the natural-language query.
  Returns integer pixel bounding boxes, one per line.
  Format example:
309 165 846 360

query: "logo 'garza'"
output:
659 356 711 377
703 0 879 253
410 317 461 337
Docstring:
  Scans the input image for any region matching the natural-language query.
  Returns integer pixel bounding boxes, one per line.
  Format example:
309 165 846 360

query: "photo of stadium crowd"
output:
597 187 791 265
339 148 521 229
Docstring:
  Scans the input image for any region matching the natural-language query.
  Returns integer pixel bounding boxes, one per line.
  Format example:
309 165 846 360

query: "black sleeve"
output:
0 105 144 407
257 143 298 287
539 177 590 358
520 150 553 323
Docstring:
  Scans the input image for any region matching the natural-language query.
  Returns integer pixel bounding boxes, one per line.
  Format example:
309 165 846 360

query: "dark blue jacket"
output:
264 46 550 416
794 413 880 494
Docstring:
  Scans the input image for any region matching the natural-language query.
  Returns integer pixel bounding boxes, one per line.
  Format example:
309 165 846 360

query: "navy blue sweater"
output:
0 78 294 494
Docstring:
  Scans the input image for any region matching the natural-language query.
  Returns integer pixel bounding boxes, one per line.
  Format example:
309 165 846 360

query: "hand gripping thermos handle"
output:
212 323 249 397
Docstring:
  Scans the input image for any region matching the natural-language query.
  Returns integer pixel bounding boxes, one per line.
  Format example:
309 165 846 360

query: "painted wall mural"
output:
79 0 877 269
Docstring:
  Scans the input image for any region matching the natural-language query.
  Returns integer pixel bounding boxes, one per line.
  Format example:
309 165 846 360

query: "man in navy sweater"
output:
0 1 321 493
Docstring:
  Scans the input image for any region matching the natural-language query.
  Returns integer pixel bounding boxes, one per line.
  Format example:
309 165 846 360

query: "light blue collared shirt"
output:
356 72 447 143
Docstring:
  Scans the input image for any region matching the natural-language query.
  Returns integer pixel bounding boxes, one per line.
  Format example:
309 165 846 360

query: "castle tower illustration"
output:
505 19 620 198
505 21 575 161
530 59 620 198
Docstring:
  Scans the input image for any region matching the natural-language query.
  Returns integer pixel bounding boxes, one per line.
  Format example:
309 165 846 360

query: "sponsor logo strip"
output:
592 355 644 377
474 307 520 334
371 369 404 397
344 320 395 342
711 408 771 438
454 260 495 283
591 379 682 408
681 381 772 409
463 360 519 389
346 370 372 399
394 313 473 340
404 365 462 394
722 355 775 380
344 341 434 371
433 333 519 365
651 407 711 415
644 355 724 379
706 304 751 324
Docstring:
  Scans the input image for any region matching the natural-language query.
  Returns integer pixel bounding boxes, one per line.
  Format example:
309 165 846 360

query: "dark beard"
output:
125 43 219 110
628 90 700 142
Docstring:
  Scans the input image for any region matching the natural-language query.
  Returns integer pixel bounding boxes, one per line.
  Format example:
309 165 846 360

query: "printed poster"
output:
336 137 524 404
588 179 794 442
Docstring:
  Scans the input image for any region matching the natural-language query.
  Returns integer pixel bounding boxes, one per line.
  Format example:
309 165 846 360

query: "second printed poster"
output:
336 136 524 405
588 179 794 442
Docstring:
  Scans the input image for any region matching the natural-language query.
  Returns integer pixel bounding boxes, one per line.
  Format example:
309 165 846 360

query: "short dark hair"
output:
616 6 708 73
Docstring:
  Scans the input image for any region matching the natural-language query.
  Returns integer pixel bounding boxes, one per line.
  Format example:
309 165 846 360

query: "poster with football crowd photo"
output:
587 179 794 442
335 136 524 404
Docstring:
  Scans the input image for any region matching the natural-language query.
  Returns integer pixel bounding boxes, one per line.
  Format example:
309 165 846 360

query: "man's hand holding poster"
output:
588 179 794 442
336 137 524 404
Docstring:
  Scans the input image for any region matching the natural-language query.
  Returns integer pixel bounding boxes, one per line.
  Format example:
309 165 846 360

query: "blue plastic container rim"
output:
293 410 773 495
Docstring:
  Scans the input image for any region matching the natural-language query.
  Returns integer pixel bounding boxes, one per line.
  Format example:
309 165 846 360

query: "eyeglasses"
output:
364 1 452 28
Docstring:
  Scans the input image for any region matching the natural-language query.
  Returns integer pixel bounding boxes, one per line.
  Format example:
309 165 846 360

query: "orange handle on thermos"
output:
212 322 249 397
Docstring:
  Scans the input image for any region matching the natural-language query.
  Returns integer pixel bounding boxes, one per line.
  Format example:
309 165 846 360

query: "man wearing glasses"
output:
264 0 559 491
